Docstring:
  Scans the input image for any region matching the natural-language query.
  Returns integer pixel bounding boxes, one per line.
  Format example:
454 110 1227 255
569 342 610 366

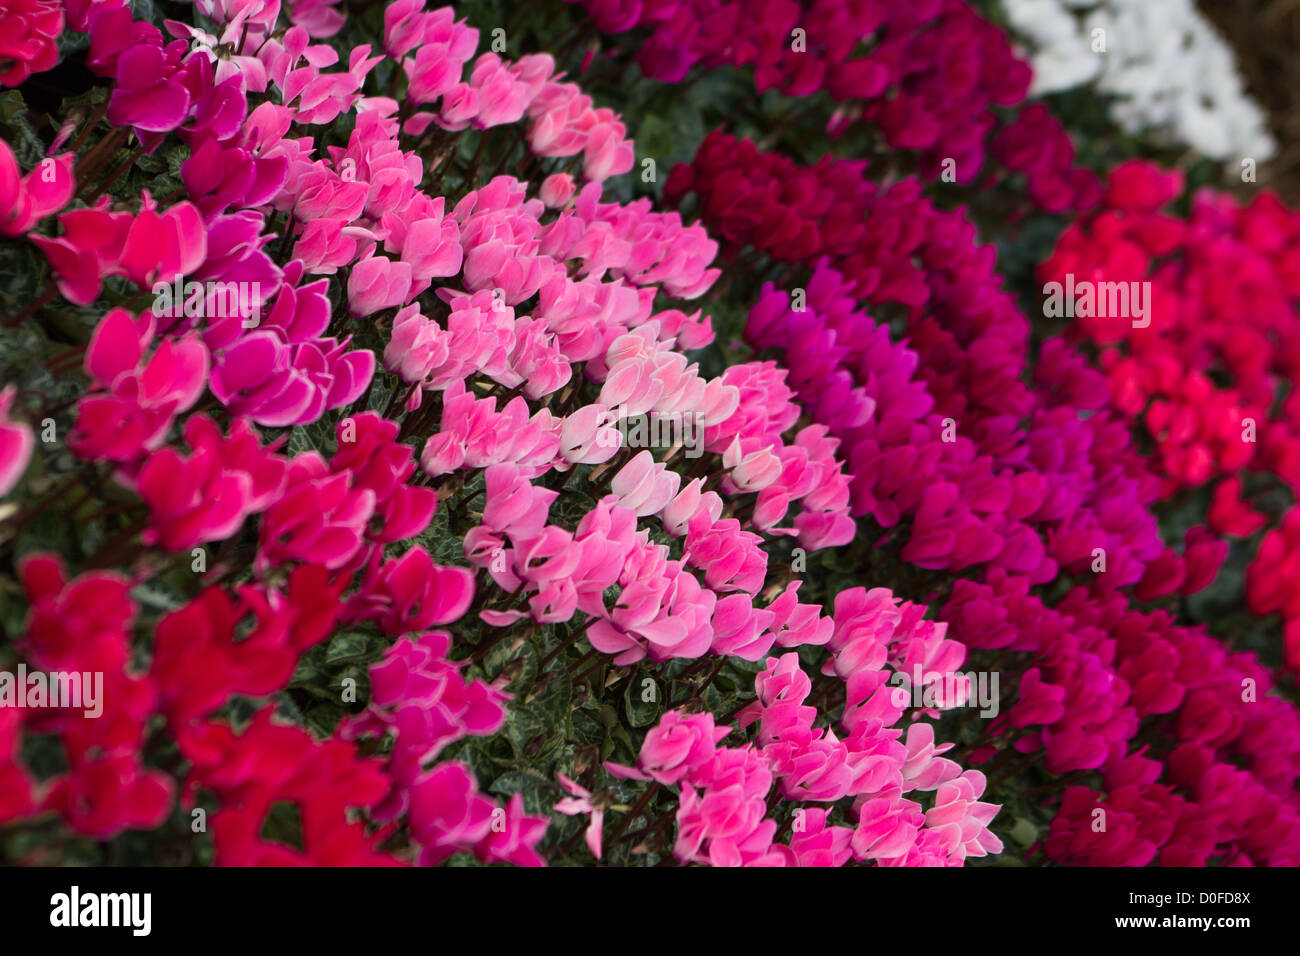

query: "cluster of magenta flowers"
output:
0 0 1296 869
570 0 1100 211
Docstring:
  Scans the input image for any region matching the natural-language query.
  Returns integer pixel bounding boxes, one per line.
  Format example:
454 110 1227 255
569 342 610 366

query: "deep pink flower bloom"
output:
33 197 207 305
257 452 376 570
347 546 475 635
0 0 63 86
474 792 549 866
70 309 209 463
331 412 437 542
784 807 854 867
135 415 289 551
107 41 193 132
343 630 508 811
0 142 73 237
407 762 496 864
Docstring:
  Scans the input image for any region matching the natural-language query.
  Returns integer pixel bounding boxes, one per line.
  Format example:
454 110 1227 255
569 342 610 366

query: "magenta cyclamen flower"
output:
257 452 376 570
33 196 207 305
347 546 475 635
0 141 73 237
71 308 209 463
0 0 63 87
330 413 437 542
136 415 289 551
343 630 508 794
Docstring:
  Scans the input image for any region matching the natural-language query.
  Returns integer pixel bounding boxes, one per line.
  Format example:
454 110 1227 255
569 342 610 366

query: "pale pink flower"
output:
554 774 604 860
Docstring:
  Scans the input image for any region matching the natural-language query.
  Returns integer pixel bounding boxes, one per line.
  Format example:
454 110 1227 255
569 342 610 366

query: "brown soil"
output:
1200 0 1300 203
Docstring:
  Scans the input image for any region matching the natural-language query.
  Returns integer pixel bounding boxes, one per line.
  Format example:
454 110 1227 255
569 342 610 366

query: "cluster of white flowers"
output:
1002 0 1276 163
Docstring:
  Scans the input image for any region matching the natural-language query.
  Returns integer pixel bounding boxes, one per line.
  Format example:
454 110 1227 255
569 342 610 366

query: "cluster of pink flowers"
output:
2 401 476 854
386 2 633 180
0 0 514 862
465 464 839 665
341 631 551 866
608 631 1001 866
572 0 1098 210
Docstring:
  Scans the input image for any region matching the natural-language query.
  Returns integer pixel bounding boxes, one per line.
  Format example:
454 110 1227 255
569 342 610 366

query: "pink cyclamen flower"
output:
287 0 345 38
479 463 558 539
661 478 724 537
0 142 73 237
407 761 496 865
539 173 575 208
557 403 620 466
401 9 479 104
70 309 208 463
611 450 680 517
683 511 767 594
0 386 33 497
923 770 1004 862
348 546 475 635
348 254 412 316
474 792 549 867
554 773 605 859
462 53 532 129
605 710 730 785
0 0 63 87
257 452 375 571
